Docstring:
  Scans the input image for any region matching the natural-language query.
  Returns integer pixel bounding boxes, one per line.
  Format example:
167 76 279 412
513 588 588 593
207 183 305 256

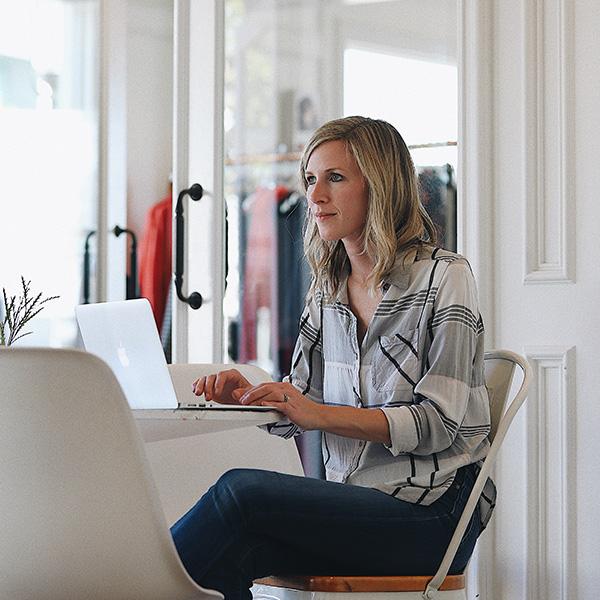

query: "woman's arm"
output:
316 404 391 444
380 257 488 456
236 381 390 444
257 293 325 439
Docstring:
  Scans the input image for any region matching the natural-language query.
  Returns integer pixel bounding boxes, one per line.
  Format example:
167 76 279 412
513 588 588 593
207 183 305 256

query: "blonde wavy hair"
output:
299 116 437 300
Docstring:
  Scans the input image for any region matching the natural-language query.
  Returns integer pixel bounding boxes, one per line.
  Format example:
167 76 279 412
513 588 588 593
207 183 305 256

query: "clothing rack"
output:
224 141 457 166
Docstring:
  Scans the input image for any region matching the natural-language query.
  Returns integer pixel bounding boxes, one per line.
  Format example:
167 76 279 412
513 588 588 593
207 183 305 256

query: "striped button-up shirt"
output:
266 246 495 526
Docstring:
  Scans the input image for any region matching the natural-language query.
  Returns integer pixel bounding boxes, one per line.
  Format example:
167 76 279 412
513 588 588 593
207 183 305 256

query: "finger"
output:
232 386 251 402
192 377 205 396
243 385 289 406
259 401 289 413
239 386 274 405
214 371 231 397
204 374 217 401
237 371 251 388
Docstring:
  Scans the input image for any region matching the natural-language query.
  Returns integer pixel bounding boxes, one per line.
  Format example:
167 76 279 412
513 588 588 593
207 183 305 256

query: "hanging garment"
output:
276 191 310 379
417 165 457 252
238 185 310 379
239 186 286 367
138 194 172 332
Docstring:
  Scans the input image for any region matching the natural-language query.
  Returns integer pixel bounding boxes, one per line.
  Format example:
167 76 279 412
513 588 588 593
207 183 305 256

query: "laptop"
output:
75 298 274 412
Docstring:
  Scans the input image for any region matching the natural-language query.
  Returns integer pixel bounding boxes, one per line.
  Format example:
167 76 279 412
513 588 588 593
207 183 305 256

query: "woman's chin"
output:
318 232 341 242
316 226 340 242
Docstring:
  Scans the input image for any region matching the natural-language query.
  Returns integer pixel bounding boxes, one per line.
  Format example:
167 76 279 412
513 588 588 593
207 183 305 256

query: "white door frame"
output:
458 1 495 598
98 0 127 302
172 0 226 364
458 0 495 340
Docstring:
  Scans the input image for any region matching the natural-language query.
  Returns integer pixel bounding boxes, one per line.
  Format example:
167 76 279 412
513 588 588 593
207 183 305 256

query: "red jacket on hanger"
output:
239 185 290 363
138 194 172 332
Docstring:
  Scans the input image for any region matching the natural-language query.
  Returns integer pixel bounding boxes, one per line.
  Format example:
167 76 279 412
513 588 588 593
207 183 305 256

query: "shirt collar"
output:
381 246 421 293
334 246 423 304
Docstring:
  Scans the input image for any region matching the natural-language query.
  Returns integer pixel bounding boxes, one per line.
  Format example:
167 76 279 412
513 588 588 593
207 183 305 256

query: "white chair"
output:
0 347 222 600
145 362 304 525
252 349 532 600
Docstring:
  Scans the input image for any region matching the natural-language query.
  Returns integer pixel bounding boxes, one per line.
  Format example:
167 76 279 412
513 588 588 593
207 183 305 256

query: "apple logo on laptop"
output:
117 342 130 367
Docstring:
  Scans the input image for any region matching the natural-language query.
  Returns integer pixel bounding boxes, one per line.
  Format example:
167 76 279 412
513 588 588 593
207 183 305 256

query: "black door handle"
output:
83 230 96 304
113 225 138 299
175 184 204 309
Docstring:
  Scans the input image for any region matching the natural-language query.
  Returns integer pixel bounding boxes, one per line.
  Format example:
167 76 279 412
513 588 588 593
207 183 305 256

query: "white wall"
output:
336 0 456 63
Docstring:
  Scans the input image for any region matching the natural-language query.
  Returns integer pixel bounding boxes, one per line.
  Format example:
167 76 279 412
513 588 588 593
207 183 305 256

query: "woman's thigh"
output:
213 465 478 575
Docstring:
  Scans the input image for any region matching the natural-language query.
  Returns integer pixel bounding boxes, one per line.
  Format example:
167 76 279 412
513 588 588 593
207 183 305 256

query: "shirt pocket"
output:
371 329 421 392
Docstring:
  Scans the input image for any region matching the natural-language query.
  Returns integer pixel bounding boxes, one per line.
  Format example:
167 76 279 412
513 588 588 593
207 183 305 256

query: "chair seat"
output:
254 574 465 593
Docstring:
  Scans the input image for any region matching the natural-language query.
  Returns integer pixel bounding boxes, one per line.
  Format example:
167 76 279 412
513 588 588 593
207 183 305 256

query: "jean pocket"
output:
371 330 420 392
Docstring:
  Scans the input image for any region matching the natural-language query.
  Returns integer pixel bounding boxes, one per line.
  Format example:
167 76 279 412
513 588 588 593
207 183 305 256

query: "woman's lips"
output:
315 212 335 220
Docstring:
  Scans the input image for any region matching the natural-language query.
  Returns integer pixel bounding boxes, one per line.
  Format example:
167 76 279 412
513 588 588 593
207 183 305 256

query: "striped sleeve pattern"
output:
381 258 488 457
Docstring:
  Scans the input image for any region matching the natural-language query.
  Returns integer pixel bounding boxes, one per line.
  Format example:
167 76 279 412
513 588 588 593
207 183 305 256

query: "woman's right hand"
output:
191 369 252 404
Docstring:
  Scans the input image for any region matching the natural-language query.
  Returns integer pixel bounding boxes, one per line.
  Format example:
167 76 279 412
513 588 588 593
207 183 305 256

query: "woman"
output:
171 116 494 600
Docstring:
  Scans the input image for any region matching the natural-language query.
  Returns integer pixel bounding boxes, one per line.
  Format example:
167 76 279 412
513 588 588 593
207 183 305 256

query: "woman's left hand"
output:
235 382 325 431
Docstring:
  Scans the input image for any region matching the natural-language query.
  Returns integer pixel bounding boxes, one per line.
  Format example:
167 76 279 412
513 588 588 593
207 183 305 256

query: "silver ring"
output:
283 393 289 403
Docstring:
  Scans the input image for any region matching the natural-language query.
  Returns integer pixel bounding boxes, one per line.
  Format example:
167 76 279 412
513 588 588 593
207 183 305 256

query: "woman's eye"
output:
305 175 316 185
329 173 343 182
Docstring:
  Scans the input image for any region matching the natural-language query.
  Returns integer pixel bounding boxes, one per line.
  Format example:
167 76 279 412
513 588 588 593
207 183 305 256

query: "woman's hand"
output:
192 369 252 404
236 382 325 431
238 382 391 443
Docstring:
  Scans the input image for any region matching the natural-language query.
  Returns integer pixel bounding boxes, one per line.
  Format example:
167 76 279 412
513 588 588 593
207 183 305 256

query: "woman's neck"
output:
346 249 376 287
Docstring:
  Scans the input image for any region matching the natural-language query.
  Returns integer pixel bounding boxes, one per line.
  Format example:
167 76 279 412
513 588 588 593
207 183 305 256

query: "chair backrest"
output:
145 362 304 525
483 350 520 443
0 348 221 600
423 350 532 598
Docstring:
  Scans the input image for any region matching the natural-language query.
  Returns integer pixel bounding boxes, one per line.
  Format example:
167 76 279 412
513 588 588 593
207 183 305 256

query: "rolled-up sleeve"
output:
381 259 486 456
379 406 422 455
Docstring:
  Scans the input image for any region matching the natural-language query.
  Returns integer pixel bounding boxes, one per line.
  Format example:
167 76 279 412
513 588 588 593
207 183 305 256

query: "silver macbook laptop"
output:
75 298 273 412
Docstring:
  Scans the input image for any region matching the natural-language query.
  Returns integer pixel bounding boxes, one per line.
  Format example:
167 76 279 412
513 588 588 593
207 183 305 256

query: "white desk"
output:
133 408 282 443
134 363 300 524
135 408 299 525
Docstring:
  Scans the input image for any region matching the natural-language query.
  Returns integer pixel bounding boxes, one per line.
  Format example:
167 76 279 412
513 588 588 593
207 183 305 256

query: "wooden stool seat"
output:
254 574 465 593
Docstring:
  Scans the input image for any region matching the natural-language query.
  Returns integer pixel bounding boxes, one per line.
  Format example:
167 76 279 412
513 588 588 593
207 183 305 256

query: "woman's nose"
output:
308 180 326 204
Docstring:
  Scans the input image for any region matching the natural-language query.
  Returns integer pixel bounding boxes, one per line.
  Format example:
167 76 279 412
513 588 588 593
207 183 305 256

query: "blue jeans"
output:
171 465 480 600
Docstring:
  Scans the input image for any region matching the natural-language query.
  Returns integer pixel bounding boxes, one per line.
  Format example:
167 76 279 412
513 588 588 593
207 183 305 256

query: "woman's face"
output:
305 140 369 247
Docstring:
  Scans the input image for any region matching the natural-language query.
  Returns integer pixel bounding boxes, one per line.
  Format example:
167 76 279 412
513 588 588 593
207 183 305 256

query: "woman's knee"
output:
215 468 276 494
212 468 277 522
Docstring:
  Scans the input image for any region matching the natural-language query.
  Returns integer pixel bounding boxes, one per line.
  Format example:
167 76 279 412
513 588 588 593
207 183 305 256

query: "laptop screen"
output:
75 299 178 410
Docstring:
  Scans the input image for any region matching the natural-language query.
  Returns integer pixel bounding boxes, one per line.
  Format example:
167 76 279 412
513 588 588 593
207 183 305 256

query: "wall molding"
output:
523 0 575 284
458 0 495 342
458 3 495 597
524 346 576 600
